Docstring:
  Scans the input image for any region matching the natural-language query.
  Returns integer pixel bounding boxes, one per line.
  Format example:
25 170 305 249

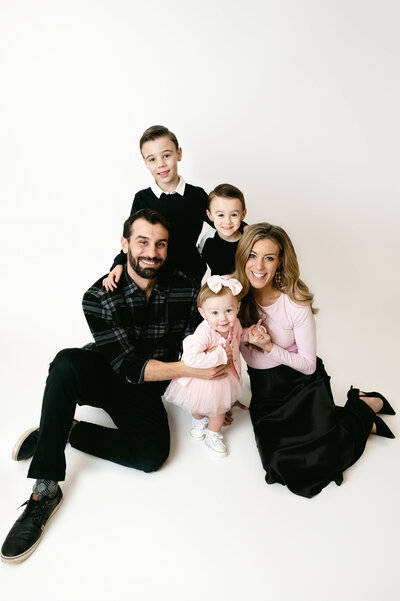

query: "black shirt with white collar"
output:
112 179 211 279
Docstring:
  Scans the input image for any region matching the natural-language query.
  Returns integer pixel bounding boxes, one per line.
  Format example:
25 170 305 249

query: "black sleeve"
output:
200 237 212 263
110 251 127 270
200 189 215 229
130 192 145 215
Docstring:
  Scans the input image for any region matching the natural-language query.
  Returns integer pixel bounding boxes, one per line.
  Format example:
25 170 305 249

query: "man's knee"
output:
49 348 85 378
127 434 170 473
141 444 170 473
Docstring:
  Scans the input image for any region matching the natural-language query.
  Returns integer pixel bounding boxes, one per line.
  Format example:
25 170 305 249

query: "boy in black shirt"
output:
198 184 247 276
103 125 211 288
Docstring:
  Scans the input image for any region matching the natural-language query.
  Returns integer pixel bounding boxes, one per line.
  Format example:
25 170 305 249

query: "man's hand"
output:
102 265 124 291
144 359 230 382
188 363 230 380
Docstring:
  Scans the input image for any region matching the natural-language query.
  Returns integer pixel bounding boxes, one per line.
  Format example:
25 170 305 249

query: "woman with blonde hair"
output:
234 223 395 498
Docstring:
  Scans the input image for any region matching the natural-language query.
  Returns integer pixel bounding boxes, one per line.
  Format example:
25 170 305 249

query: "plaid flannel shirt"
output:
82 266 200 384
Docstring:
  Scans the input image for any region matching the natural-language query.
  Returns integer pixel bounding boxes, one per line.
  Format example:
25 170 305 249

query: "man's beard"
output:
128 248 163 279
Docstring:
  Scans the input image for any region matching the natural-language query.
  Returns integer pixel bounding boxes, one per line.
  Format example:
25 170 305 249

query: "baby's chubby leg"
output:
208 413 226 433
192 412 205 420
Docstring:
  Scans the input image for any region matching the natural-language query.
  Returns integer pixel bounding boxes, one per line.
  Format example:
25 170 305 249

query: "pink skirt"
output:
164 371 242 417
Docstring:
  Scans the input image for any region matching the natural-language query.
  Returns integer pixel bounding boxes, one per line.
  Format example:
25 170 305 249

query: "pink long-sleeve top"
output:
240 293 316 375
178 318 243 386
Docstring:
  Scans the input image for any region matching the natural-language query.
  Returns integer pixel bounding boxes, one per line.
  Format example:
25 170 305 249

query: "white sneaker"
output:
190 417 209 440
204 430 228 457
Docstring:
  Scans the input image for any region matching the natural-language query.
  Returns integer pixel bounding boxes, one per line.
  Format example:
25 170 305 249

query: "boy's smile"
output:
141 135 182 193
206 196 247 242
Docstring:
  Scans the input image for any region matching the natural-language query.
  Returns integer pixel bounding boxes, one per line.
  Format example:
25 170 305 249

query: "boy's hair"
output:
139 125 179 152
196 281 236 309
123 208 171 240
208 183 246 211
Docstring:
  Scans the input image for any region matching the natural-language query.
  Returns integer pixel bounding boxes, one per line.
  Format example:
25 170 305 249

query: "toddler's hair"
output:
197 281 236 309
208 183 246 211
140 125 179 152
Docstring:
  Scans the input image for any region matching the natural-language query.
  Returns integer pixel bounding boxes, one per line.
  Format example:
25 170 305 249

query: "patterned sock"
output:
32 479 58 500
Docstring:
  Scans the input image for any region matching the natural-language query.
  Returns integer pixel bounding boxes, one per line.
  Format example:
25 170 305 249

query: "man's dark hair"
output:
123 208 171 240
139 125 179 152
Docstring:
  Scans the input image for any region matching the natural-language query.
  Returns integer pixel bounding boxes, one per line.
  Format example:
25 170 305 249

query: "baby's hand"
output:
249 319 267 340
102 265 124 291
248 319 273 351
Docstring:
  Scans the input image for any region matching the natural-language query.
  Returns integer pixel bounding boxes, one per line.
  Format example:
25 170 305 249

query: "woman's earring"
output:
274 269 282 288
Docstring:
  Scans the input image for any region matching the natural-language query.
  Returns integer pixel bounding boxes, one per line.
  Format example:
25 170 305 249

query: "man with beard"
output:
1 208 230 564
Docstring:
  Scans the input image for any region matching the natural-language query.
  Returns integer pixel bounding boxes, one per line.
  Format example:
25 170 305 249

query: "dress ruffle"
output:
164 370 242 417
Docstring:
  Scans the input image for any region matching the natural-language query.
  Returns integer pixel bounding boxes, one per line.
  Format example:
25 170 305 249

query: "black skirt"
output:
248 358 375 498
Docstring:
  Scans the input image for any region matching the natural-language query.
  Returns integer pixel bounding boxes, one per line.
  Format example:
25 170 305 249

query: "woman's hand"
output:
248 319 273 352
232 400 248 410
223 410 234 426
102 265 124 291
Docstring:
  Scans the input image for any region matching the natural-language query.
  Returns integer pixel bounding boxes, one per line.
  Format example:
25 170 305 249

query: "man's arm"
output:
83 298 230 384
143 359 230 382
144 296 230 381
83 278 228 385
83 285 149 384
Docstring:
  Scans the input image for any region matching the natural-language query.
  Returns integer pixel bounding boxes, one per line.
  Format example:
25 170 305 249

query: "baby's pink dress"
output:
164 318 243 417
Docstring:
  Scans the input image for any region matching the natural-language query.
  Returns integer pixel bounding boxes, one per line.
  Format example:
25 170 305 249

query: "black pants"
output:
28 348 170 481
248 358 375 498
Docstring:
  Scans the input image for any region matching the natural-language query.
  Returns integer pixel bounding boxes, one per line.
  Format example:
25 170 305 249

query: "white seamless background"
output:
0 1 399 600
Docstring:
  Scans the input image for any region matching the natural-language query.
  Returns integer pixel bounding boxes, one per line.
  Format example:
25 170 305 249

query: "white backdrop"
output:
0 1 399 599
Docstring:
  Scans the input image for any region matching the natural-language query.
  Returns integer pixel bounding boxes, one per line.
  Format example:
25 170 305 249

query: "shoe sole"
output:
11 427 39 461
0 494 64 564
205 445 228 458
190 432 206 440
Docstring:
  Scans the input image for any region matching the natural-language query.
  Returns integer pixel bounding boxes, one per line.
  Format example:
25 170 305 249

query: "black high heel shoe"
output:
348 386 395 415
373 416 395 439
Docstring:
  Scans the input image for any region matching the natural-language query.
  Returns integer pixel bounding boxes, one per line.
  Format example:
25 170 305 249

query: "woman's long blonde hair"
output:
233 223 317 328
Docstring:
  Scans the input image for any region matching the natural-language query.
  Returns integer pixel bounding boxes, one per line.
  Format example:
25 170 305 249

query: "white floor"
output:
1 2 399 597
0 356 399 601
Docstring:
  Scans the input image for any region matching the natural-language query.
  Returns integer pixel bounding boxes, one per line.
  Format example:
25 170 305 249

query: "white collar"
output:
151 176 186 198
